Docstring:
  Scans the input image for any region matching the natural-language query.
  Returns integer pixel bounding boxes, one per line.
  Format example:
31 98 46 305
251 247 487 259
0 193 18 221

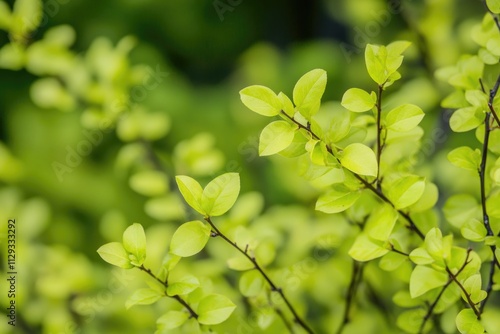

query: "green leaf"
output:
239 270 265 297
157 311 189 330
364 204 398 241
461 219 487 242
443 194 479 229
409 182 439 212
315 184 361 214
340 143 377 177
97 242 134 269
122 223 147 266
126 288 162 309
341 88 376 112
167 275 200 296
170 221 211 257
365 44 387 85
486 192 500 218
293 69 327 118
201 173 240 216
456 309 484 334
448 147 481 171
348 233 389 262
176 175 205 215
397 309 430 334
129 170 168 197
425 228 443 259
197 294 236 325
387 175 425 209
379 251 407 271
385 104 425 132
409 247 435 265
487 0 500 13
278 92 295 117
325 102 351 143
462 274 487 304
259 120 297 156
409 265 448 298
239 85 281 117
450 106 484 132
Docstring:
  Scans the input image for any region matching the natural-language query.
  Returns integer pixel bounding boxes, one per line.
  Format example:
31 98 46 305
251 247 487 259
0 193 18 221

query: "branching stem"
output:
205 217 315 334
419 249 472 333
336 261 364 334
280 111 425 240
138 265 198 319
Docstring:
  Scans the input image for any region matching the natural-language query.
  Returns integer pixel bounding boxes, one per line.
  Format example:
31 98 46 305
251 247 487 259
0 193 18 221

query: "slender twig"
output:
419 249 472 333
280 111 425 240
376 85 384 191
137 265 199 319
205 217 315 334
446 265 481 319
336 261 364 334
486 74 500 127
390 244 409 257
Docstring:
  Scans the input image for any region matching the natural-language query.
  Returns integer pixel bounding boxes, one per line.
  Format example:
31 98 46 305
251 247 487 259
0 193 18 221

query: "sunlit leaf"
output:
170 221 211 257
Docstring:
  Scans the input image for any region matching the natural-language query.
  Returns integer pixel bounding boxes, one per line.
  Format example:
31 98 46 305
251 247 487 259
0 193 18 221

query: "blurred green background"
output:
0 0 494 333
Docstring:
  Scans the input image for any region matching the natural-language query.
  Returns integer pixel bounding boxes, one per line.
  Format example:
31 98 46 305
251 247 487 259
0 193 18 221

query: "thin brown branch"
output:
205 217 315 334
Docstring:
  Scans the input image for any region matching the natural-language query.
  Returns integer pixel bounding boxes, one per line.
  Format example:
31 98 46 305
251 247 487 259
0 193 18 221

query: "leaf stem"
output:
281 110 425 239
376 84 384 190
137 265 199 319
205 217 315 334
445 266 481 319
419 249 472 333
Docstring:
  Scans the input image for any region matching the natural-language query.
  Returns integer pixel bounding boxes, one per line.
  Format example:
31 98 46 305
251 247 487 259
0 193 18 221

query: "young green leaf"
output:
239 270 265 297
239 85 281 117
315 184 361 213
278 92 295 117
157 311 190 330
448 146 481 171
129 170 168 197
456 309 484 334
227 256 254 271
409 247 435 265
122 223 147 266
125 288 163 309
387 175 425 209
170 221 211 257
461 219 487 242
409 265 448 298
462 274 487 304
365 44 387 85
340 143 378 177
175 175 205 215
364 204 398 241
424 227 444 259
450 106 484 132
197 294 236 325
348 233 389 262
385 104 425 132
293 69 327 119
397 309 430 334
259 120 297 156
341 88 376 112
487 0 500 13
97 242 134 269
443 194 479 229
167 275 200 296
201 173 240 216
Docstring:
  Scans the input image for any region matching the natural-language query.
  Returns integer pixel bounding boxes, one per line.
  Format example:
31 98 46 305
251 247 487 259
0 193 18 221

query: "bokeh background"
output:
0 0 494 333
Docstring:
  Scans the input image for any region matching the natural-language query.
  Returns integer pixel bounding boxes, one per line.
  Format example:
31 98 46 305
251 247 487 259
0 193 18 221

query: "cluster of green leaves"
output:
98 213 236 332
239 35 500 333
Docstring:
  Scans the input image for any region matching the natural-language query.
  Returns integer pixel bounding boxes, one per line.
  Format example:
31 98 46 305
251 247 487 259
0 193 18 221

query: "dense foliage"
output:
1 0 500 333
